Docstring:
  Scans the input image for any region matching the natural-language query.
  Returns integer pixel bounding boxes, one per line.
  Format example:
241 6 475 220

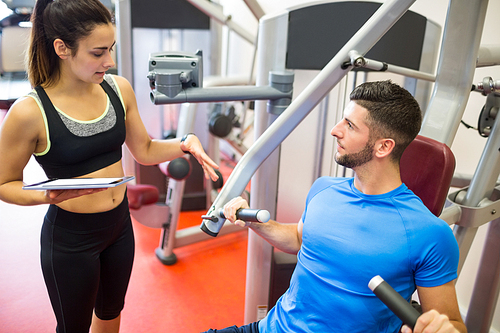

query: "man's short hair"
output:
349 80 422 162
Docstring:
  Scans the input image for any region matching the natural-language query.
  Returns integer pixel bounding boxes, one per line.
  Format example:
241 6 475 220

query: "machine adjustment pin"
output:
201 215 218 222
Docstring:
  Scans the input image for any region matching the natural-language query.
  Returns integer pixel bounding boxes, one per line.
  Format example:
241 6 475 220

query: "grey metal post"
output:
417 0 491 274
243 13 290 323
244 72 294 323
456 104 500 331
454 94 500 271
465 218 500 333
155 103 198 265
114 0 135 178
420 0 488 146
114 0 133 82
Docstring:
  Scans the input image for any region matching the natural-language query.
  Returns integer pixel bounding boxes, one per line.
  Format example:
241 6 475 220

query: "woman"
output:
0 1 219 332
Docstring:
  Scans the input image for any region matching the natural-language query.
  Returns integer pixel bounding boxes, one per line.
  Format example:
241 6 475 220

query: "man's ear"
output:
53 39 70 59
374 138 395 158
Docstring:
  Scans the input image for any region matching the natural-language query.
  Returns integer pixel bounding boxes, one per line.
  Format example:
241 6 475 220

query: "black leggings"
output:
40 195 135 333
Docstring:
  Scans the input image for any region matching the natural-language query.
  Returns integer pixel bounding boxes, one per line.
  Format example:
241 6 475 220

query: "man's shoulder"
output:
313 176 352 187
394 191 451 233
306 177 352 202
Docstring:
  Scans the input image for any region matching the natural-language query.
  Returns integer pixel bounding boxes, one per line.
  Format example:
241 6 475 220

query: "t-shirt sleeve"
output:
411 220 459 287
301 177 331 223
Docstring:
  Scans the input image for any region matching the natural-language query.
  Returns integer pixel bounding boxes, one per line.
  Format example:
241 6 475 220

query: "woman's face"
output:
66 23 116 84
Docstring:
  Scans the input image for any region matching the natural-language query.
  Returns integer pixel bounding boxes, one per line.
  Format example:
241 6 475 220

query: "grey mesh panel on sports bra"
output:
57 101 117 137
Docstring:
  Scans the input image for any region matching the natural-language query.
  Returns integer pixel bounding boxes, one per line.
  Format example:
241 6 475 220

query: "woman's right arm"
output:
0 97 49 205
0 98 101 206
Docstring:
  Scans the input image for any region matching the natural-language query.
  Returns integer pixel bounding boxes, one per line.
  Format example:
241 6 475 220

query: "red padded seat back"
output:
400 135 456 217
127 184 160 210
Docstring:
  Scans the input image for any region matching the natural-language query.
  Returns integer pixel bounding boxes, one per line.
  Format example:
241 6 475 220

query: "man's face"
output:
330 101 375 169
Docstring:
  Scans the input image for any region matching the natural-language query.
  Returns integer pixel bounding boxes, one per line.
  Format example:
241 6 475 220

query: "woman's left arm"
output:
115 75 219 181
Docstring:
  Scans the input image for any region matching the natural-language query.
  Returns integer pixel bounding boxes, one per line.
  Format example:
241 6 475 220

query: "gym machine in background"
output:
116 0 267 264
0 0 34 109
0 0 115 109
142 49 293 263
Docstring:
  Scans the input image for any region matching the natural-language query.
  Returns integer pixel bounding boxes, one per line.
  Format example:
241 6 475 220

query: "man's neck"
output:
352 161 402 195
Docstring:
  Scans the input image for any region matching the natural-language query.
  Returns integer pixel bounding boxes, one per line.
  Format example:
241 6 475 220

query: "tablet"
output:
23 176 135 190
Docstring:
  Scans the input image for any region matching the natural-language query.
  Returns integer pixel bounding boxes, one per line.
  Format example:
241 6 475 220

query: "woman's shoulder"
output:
8 93 43 124
104 74 133 91
2 94 45 141
104 74 135 103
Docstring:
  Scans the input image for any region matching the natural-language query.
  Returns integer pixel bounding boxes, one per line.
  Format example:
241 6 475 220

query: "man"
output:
205 81 466 333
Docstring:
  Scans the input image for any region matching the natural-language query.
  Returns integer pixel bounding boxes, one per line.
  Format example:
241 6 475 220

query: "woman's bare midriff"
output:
54 161 128 213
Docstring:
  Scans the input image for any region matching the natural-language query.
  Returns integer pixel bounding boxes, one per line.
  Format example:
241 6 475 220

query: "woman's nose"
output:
105 51 115 69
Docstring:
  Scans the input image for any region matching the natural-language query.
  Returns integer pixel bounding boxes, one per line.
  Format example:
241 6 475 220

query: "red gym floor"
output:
0 111 248 332
0 202 248 333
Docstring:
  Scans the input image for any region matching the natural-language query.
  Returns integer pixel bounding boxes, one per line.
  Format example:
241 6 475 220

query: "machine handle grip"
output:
200 208 270 237
218 208 270 223
368 275 420 329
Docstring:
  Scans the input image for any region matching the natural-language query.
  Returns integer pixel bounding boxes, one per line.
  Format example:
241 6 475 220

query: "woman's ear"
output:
53 39 70 59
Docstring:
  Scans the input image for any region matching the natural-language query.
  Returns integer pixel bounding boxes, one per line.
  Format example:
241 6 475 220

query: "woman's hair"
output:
349 80 422 162
27 0 112 87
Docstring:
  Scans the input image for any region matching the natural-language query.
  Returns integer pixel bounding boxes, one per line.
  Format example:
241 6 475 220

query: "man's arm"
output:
249 219 303 254
222 196 303 254
405 281 466 333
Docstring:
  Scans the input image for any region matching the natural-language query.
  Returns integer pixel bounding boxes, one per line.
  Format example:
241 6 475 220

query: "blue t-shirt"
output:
259 177 459 333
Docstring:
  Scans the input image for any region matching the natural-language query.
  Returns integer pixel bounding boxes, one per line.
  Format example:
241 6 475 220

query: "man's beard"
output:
334 140 375 169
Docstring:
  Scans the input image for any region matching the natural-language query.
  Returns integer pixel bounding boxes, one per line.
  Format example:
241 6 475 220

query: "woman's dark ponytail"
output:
27 0 54 87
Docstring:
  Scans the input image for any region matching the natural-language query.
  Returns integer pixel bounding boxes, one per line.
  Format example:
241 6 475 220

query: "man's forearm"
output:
249 220 301 254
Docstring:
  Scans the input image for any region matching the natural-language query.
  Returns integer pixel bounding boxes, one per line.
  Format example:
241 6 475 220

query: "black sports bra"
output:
33 76 126 179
